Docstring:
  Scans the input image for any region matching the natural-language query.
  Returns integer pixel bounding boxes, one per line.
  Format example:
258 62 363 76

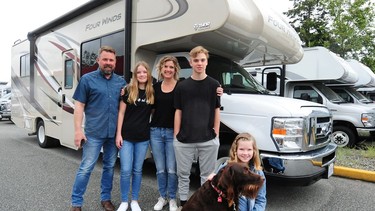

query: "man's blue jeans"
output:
119 139 149 202
150 127 177 199
71 136 117 207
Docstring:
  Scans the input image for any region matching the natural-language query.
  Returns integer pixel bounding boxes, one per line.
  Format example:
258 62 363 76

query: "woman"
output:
150 56 180 211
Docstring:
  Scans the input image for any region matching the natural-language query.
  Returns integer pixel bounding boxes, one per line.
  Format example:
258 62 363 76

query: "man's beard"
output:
102 65 114 75
103 69 112 75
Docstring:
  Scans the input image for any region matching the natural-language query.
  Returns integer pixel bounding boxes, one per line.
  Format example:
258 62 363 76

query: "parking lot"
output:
1 120 375 211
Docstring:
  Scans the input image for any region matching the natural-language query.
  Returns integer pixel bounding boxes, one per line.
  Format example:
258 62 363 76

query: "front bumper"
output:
0 111 11 118
260 143 337 186
357 127 375 138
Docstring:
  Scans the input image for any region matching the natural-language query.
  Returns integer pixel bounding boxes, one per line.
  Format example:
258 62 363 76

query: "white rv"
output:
249 46 375 148
347 59 375 102
11 0 336 185
328 59 375 105
0 81 11 98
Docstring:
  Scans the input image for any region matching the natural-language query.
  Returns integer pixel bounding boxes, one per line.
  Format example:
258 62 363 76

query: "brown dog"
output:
182 162 264 211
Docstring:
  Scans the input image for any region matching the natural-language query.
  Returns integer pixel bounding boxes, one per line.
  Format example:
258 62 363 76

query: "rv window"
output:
81 31 125 77
176 57 191 80
65 60 74 89
205 55 269 94
20 54 30 77
331 88 353 103
82 39 100 76
293 85 323 104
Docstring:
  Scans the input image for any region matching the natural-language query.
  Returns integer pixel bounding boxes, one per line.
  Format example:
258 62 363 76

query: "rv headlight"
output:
361 113 375 127
272 118 305 151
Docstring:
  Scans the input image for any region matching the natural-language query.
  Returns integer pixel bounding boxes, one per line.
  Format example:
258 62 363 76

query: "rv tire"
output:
215 156 229 172
332 126 355 148
36 121 56 148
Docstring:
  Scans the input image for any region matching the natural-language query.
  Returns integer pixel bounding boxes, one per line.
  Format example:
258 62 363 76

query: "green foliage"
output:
337 144 375 159
286 0 375 71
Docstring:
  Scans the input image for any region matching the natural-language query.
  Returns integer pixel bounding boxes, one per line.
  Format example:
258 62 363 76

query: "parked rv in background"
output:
328 59 375 105
358 87 375 101
0 81 11 98
351 60 375 102
11 0 336 185
247 46 375 148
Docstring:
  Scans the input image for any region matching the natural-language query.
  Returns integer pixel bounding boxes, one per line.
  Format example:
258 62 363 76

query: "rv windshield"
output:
346 87 373 103
206 56 271 94
315 83 346 103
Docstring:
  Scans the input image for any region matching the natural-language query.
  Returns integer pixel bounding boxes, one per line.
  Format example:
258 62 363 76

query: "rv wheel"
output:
215 156 229 172
37 121 54 148
332 126 355 147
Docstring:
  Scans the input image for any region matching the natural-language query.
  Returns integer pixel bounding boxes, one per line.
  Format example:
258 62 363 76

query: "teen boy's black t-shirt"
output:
174 76 221 143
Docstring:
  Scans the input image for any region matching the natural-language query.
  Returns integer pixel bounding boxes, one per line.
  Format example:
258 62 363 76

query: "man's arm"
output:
74 101 86 148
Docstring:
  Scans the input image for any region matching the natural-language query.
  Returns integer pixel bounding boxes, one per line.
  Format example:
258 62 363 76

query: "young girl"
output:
116 61 154 211
214 133 267 211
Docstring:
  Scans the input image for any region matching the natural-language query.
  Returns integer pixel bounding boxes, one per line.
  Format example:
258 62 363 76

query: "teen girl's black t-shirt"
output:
121 89 152 142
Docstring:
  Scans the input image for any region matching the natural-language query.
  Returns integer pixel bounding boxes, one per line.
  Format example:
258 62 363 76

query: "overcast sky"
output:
0 0 291 82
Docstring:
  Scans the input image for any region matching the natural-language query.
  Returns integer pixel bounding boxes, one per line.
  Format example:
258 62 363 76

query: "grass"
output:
335 141 375 171
336 145 375 159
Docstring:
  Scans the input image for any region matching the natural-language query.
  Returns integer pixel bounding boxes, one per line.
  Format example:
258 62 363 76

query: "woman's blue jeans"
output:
71 136 117 207
119 139 149 201
150 127 177 199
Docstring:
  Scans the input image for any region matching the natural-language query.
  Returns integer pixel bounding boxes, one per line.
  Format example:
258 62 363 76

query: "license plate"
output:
327 163 334 178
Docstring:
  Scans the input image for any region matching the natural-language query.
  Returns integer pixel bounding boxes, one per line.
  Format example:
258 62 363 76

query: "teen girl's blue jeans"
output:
119 139 149 202
150 127 177 199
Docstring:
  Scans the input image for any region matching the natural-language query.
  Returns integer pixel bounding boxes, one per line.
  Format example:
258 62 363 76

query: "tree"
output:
286 0 375 71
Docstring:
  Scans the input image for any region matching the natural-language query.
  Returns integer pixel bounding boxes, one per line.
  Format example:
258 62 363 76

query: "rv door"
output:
59 49 79 148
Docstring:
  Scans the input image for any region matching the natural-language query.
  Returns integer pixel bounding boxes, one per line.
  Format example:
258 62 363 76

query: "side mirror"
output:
266 72 277 91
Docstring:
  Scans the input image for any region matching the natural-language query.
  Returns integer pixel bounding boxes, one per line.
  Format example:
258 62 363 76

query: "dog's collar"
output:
210 181 226 203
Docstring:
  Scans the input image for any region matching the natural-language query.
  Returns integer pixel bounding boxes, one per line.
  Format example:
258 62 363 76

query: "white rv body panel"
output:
11 0 336 185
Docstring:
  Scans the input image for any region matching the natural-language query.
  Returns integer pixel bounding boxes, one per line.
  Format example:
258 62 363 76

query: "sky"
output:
0 0 291 83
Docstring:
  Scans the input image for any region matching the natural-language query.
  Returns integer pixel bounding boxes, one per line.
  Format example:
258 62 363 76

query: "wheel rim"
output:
332 131 349 147
38 125 45 144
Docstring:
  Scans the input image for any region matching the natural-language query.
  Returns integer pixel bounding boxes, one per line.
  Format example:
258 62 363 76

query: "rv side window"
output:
293 85 323 104
331 88 353 103
81 31 125 77
20 53 30 77
176 57 192 80
65 60 74 89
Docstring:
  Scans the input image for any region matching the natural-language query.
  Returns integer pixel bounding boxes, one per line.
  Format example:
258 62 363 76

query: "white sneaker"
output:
176 206 183 211
153 197 167 210
131 201 141 211
169 199 178 211
117 202 128 211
